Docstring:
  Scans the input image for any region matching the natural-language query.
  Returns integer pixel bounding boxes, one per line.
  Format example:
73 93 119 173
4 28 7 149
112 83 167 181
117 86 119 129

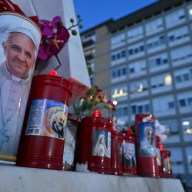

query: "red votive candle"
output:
135 114 159 177
16 74 72 170
75 115 112 174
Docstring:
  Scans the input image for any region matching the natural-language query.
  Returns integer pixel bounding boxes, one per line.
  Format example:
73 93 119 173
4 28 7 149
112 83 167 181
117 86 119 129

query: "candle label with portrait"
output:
25 99 68 140
137 122 156 157
92 130 111 158
122 142 136 168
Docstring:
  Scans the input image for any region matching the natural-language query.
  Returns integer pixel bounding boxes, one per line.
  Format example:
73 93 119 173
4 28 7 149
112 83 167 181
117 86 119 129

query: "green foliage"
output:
86 62 93 76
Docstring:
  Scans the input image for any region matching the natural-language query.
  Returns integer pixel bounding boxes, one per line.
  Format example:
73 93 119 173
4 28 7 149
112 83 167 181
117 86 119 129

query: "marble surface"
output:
0 165 185 192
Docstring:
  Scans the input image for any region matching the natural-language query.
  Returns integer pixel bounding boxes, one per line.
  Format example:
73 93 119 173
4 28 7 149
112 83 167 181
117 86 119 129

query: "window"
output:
179 99 186 107
174 67 192 88
187 4 192 20
131 105 137 114
111 84 128 101
186 147 192 174
177 91 192 114
128 45 144 55
111 66 127 83
83 30 96 43
175 76 182 83
130 68 134 73
148 52 169 72
144 104 149 112
117 70 121 77
147 35 166 50
123 107 128 115
183 74 190 81
128 42 145 58
128 60 146 77
112 71 116 78
188 98 192 106
168 102 175 109
114 104 129 131
150 73 172 91
111 49 126 65
131 101 150 115
181 117 192 142
168 26 189 46
111 33 126 49
90 77 94 86
130 79 149 94
127 25 144 42
153 95 175 117
138 106 143 113
84 31 95 39
165 9 186 28
122 67 126 75
145 18 163 35
167 148 184 174
170 45 192 66
161 119 180 144
111 50 126 61
115 104 128 118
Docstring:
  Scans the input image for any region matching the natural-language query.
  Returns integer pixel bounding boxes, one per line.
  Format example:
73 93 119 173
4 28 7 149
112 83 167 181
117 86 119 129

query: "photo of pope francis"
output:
0 26 39 162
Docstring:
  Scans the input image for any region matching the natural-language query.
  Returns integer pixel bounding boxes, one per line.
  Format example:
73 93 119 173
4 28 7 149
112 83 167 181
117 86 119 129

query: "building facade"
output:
81 0 192 189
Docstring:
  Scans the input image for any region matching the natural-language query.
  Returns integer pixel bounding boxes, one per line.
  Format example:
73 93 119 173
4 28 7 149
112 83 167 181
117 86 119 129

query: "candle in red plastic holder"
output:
160 144 173 178
16 70 72 170
75 110 112 174
111 131 124 175
135 114 159 177
122 128 137 175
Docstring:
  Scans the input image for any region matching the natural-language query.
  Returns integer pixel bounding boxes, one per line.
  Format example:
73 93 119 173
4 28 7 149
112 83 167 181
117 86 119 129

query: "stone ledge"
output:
0 165 184 192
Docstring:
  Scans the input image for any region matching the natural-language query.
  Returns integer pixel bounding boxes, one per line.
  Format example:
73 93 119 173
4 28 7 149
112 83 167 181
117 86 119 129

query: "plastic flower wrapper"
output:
155 119 168 142
73 85 116 117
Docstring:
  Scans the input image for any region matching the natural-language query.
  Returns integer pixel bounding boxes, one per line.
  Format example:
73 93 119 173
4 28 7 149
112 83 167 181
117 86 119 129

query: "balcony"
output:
82 36 96 47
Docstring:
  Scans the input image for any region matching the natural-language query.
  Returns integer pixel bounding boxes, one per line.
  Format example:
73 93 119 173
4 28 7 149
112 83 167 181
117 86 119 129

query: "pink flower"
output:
38 16 61 35
37 16 70 61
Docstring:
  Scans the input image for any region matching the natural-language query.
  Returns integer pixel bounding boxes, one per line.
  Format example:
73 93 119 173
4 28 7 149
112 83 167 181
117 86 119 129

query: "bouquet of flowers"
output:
73 85 116 117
